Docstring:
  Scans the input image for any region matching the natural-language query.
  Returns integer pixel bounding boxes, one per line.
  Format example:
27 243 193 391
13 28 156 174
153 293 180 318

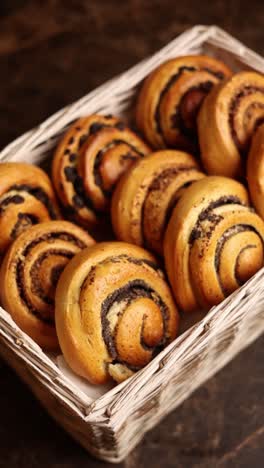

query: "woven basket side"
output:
106 270 264 424
0 306 95 415
0 336 125 463
100 273 264 460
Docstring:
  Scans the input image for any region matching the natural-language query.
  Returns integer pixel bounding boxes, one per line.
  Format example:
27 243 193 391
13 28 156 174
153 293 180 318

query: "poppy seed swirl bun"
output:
136 55 231 151
164 176 264 312
198 71 264 177
0 162 60 259
0 221 94 349
52 114 150 228
55 242 179 384
111 150 205 255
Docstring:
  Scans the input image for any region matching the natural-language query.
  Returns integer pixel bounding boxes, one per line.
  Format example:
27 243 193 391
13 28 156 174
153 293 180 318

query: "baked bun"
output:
198 71 264 177
0 162 60 258
55 242 179 384
112 150 205 255
0 221 94 349
136 55 231 151
52 114 150 228
247 123 264 219
164 176 264 312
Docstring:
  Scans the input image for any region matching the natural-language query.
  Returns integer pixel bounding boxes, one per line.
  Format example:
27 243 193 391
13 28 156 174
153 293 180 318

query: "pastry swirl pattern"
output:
0 163 60 258
0 221 94 349
164 177 264 312
247 123 264 220
198 71 264 177
55 242 179 384
52 114 150 228
136 55 231 151
111 150 205 255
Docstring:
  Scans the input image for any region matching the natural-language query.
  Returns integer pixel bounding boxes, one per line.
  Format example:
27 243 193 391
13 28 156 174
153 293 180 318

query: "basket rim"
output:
1 24 264 425
0 25 214 161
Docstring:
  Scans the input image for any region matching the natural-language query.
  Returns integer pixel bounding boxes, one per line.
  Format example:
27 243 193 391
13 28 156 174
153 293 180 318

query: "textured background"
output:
0 1 264 467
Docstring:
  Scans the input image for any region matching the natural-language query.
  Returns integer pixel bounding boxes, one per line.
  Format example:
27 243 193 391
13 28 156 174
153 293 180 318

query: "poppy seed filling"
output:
214 225 263 296
9 184 58 219
189 196 244 245
101 279 169 371
228 85 264 153
93 139 145 195
15 232 86 323
154 65 225 143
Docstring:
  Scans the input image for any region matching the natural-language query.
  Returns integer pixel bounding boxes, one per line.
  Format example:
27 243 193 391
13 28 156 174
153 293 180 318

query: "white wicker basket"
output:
1 25 264 463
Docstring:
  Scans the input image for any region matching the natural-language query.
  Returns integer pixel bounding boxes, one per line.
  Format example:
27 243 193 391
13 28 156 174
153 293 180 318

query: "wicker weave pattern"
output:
0 25 264 463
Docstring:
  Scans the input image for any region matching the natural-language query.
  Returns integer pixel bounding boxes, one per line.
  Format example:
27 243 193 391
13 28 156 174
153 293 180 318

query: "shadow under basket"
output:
1 25 264 463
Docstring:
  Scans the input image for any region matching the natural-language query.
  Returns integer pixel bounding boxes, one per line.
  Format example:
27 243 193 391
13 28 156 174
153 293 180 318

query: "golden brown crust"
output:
198 71 264 178
52 115 150 228
164 176 264 312
111 150 205 255
0 162 60 259
247 123 264 219
55 242 179 384
0 221 94 350
136 55 231 151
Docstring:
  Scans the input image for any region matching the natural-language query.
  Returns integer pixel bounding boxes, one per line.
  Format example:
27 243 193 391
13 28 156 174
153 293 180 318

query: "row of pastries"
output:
0 54 264 384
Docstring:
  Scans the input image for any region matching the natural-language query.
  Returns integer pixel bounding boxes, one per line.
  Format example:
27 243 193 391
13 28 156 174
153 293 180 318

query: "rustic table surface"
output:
0 1 264 467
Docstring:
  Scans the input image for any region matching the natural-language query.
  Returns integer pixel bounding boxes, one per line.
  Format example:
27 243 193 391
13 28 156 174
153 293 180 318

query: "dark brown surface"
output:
0 1 264 467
